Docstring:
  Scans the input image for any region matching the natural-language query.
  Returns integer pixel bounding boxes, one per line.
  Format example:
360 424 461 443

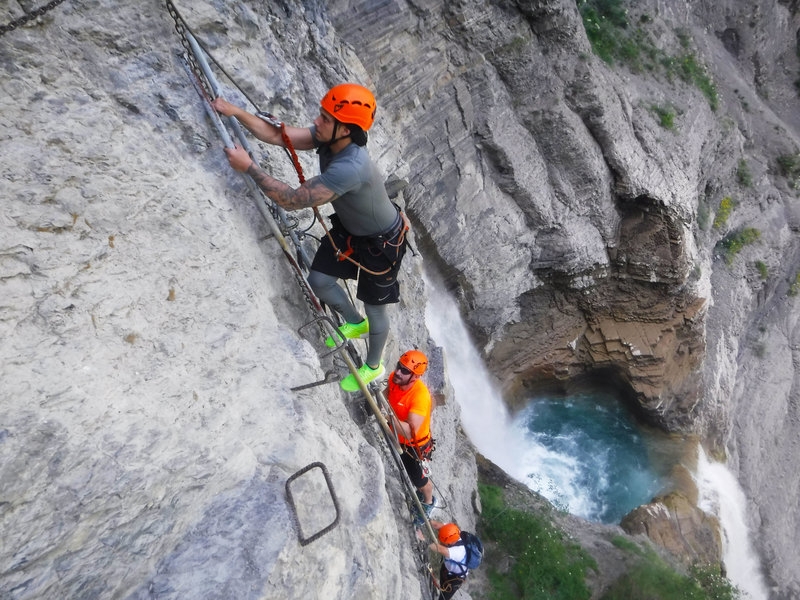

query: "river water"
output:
512 391 675 523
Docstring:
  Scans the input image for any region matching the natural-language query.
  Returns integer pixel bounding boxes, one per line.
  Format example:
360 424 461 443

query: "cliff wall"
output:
328 0 800 595
1 1 477 598
325 0 800 596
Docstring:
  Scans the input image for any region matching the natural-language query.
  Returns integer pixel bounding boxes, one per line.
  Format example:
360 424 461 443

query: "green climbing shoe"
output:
325 318 369 348
413 497 438 526
340 362 385 392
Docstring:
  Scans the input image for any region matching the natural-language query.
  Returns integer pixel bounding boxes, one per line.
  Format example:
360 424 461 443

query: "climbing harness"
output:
416 438 436 461
257 106 410 278
1 0 68 36
330 208 410 277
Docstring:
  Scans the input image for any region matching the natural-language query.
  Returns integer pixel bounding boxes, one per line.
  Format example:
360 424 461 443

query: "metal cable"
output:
1 0 68 36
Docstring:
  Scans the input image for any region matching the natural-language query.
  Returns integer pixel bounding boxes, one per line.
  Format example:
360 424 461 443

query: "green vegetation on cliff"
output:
718 227 761 265
713 196 735 229
577 0 718 110
478 483 595 599
777 152 800 189
788 272 800 296
602 537 739 600
477 482 740 599
650 104 677 130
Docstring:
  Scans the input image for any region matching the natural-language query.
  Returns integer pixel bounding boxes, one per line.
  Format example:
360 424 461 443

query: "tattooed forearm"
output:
246 164 336 210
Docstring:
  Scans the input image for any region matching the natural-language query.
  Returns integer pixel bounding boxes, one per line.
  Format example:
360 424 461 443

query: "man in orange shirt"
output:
385 349 436 519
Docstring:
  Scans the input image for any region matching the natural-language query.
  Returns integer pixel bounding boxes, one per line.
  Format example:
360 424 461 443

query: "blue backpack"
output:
457 531 484 569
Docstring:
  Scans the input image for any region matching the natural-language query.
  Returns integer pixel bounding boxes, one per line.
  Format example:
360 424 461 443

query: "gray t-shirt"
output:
311 126 397 237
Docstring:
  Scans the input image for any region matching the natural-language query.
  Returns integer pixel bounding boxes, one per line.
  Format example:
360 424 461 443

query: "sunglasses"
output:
395 363 413 376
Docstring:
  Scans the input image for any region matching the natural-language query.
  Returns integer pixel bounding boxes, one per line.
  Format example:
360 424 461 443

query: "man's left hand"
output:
224 145 255 172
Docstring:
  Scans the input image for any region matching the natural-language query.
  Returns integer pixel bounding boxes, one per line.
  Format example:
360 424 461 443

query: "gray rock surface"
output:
327 0 800 596
3 0 800 598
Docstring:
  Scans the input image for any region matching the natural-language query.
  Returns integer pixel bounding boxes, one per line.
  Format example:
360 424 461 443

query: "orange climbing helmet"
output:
320 83 377 131
438 523 461 546
398 349 428 375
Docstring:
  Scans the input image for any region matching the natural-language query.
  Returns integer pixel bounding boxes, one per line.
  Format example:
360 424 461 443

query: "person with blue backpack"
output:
419 520 483 599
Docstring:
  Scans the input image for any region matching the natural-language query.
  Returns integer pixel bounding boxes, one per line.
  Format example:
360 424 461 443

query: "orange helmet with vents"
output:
320 83 377 131
438 523 461 546
398 349 428 375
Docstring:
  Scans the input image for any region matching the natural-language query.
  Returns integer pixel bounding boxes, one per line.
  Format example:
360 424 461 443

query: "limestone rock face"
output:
324 0 800 595
326 0 716 428
0 2 478 599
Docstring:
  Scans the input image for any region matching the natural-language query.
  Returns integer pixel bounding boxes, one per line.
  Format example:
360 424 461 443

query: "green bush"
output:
718 227 760 264
736 159 752 187
610 535 644 555
479 484 595 600
789 272 800 296
651 104 676 129
578 1 626 65
777 153 800 189
670 53 718 111
601 559 740 600
690 564 741 600
712 196 734 229
756 260 768 280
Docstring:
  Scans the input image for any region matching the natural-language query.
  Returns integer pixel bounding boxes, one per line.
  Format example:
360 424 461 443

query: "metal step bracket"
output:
298 314 349 359
285 462 340 546
290 369 339 392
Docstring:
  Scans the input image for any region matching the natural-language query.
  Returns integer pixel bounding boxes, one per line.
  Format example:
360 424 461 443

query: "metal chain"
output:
164 0 211 98
168 3 330 324
167 0 366 370
1 0 69 36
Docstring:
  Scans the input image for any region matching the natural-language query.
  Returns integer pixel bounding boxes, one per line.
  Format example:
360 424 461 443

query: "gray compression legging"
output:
308 270 390 368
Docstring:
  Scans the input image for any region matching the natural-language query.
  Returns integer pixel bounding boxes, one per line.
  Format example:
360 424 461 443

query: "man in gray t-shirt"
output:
213 83 407 392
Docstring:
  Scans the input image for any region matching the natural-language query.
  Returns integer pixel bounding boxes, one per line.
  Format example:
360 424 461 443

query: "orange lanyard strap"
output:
279 122 306 184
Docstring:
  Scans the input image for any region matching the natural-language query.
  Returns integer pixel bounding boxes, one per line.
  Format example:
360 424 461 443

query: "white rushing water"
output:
696 447 769 600
423 271 595 514
422 273 523 470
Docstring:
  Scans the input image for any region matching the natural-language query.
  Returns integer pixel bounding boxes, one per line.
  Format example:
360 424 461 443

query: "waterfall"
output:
695 447 769 600
422 272 596 514
422 272 524 471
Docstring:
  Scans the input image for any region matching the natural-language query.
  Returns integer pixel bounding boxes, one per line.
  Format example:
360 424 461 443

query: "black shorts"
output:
401 447 429 489
311 213 407 305
438 564 466 600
